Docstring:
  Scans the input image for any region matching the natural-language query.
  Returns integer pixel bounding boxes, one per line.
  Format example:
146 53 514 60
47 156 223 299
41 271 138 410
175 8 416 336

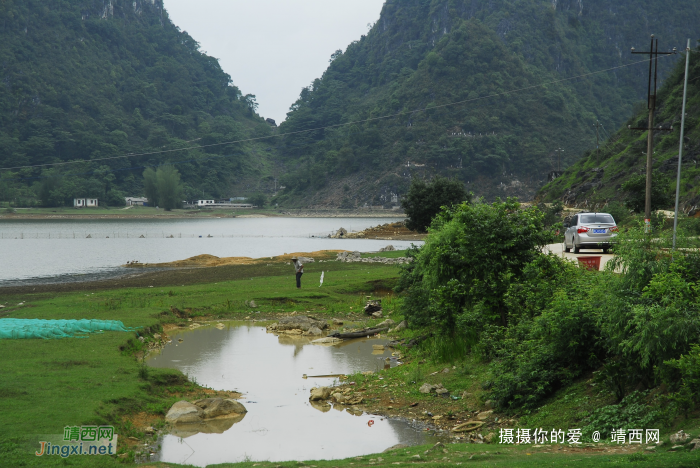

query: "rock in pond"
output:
276 316 328 332
309 386 333 401
165 401 202 423
193 398 248 418
165 398 248 437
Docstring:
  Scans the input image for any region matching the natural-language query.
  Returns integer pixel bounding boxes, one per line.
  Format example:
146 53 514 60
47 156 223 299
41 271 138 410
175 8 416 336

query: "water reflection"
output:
147 322 432 465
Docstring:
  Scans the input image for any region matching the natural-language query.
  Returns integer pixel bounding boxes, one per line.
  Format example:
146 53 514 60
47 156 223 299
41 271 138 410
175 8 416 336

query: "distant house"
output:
125 197 149 206
192 199 253 209
74 198 98 208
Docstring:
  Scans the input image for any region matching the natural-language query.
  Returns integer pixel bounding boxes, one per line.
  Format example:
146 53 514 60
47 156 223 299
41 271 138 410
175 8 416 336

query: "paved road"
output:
544 243 616 271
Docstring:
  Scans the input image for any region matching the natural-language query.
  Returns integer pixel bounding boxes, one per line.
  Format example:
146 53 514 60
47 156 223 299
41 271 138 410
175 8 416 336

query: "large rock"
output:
419 383 436 394
670 430 689 444
379 245 396 252
306 326 323 336
165 401 203 423
391 320 407 333
277 315 328 332
336 251 361 262
332 228 348 239
309 386 333 401
193 398 247 419
476 410 493 421
377 319 396 328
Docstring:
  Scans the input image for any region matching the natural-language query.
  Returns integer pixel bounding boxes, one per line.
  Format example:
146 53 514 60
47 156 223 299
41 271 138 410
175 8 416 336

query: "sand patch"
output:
123 250 345 269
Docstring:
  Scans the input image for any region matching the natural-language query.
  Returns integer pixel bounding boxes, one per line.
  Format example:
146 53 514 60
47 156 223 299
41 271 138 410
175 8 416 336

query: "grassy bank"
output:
1 252 699 467
0 257 403 465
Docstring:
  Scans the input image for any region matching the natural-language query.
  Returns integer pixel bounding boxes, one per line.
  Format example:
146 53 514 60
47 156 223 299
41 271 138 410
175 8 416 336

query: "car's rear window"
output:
580 214 615 224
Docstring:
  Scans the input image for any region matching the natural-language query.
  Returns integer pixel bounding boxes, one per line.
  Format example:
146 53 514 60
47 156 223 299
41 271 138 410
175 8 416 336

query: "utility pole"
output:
594 120 601 166
629 35 677 231
673 39 692 250
555 148 564 171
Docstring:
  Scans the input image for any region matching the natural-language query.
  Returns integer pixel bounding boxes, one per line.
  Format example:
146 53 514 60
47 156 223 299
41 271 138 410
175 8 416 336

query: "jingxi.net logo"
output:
35 425 118 458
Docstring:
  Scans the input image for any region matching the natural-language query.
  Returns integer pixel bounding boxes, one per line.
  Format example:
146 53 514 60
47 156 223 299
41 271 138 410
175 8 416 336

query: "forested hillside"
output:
539 42 700 212
0 0 275 207
276 0 700 208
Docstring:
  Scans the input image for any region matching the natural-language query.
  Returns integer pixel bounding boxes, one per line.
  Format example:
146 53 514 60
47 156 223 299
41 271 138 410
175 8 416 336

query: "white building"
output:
125 197 149 206
194 200 254 209
74 198 98 208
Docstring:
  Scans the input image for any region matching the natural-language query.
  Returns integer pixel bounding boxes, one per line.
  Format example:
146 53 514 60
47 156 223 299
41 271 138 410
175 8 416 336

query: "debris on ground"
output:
364 300 382 315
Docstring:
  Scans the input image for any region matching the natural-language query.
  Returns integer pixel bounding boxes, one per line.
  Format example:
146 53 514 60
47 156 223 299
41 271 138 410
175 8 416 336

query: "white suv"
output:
564 212 618 254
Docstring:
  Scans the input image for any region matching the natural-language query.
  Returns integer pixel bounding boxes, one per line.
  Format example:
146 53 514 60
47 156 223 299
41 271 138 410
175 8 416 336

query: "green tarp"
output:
0 318 136 339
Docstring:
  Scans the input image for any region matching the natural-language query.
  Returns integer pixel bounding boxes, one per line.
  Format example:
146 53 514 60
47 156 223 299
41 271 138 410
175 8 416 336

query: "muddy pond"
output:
147 322 436 465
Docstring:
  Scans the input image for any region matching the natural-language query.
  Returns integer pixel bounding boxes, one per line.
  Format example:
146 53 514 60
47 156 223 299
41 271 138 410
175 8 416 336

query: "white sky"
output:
164 0 386 124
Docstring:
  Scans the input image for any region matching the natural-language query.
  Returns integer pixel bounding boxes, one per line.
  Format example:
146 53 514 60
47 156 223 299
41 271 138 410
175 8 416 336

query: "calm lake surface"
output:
147 322 435 466
0 218 421 285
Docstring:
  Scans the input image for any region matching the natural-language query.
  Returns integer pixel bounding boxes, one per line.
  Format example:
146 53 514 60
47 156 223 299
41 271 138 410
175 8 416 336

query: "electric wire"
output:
0 56 671 172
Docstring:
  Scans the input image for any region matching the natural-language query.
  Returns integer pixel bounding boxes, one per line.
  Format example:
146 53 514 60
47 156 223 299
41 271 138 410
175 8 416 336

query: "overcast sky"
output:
164 0 385 124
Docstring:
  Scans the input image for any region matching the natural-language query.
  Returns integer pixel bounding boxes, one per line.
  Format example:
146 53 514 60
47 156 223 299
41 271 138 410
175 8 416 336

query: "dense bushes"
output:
399 200 700 414
398 198 555 331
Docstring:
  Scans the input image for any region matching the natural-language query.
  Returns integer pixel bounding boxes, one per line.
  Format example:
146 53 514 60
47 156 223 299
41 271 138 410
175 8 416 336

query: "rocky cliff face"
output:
274 0 700 207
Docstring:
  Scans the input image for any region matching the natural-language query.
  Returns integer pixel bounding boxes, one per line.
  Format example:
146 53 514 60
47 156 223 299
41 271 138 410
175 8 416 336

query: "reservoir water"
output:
147 322 435 466
0 218 420 285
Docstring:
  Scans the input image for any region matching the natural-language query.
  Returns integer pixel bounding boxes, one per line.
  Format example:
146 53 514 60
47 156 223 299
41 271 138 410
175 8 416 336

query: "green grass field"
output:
1 254 699 467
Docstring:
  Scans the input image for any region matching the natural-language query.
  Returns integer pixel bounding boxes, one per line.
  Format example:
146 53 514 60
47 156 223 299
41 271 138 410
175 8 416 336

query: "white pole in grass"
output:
673 39 692 251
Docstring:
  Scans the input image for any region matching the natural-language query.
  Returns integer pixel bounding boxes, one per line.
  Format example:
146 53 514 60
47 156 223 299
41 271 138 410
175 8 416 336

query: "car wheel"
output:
574 245 581 253
564 243 571 253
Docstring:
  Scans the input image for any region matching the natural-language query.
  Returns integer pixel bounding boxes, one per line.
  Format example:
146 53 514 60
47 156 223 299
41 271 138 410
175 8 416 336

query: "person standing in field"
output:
292 257 303 288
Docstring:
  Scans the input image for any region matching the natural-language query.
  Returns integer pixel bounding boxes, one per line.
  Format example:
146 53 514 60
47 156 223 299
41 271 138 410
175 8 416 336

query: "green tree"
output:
38 171 63 207
248 193 267 208
143 168 158 206
621 172 673 213
154 165 183 211
401 177 470 232
398 198 556 331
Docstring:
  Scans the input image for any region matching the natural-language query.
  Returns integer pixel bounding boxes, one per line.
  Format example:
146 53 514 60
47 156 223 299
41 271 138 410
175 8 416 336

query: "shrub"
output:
621 172 673 213
582 391 660 439
398 198 555 332
663 344 700 417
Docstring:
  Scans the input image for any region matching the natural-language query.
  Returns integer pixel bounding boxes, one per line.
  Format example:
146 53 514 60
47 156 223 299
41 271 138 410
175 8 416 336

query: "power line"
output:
0 56 670 172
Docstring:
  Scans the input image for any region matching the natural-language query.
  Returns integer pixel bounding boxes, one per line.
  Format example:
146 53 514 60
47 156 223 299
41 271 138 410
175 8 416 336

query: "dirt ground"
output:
123 250 344 269
346 222 426 241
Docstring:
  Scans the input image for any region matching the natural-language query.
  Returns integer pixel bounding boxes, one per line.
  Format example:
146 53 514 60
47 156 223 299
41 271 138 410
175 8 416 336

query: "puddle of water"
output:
147 322 435 466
